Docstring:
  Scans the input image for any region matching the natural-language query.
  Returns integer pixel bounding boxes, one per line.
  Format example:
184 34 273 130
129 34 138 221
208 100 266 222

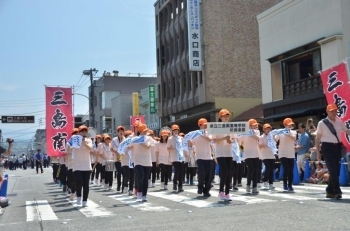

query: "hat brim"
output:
250 123 259 126
286 122 294 126
328 108 337 112
199 123 208 126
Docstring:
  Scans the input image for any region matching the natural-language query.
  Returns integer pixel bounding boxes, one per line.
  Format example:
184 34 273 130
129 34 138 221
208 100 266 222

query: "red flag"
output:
320 62 350 151
130 115 145 133
45 87 73 157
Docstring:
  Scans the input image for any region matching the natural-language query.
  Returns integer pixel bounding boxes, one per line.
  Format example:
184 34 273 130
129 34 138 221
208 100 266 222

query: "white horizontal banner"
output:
207 122 249 135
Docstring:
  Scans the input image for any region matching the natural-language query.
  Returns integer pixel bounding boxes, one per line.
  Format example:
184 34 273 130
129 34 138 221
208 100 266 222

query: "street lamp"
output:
83 68 98 128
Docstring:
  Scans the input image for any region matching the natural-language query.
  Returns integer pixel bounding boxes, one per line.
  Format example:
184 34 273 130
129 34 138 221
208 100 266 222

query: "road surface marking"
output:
108 194 170 212
26 200 58 222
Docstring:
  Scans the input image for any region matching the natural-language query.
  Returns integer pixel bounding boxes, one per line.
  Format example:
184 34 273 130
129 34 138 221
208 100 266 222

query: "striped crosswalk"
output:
21 183 348 222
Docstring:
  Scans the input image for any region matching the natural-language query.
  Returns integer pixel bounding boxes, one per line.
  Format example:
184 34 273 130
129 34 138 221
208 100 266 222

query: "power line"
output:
5 110 45 115
75 74 85 89
0 98 44 103
1 125 41 134
0 103 45 108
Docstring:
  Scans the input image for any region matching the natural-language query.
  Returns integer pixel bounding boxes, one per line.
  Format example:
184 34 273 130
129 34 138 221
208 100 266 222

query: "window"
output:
155 15 158 31
195 72 198 88
175 34 179 56
173 77 176 98
178 75 181 95
181 0 184 9
157 48 160 67
181 30 185 51
282 49 321 84
166 43 169 63
199 71 203 84
163 82 166 101
183 71 186 90
161 45 165 65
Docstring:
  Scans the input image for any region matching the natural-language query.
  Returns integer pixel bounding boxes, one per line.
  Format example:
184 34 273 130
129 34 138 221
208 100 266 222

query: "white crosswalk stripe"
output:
26 200 58 222
67 199 114 217
108 194 170 211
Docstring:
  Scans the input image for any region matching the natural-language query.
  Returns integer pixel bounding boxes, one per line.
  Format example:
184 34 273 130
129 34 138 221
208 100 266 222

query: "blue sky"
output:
0 0 156 142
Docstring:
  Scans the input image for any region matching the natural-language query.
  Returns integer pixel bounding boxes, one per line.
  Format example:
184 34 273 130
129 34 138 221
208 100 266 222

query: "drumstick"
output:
91 156 99 172
56 165 61 178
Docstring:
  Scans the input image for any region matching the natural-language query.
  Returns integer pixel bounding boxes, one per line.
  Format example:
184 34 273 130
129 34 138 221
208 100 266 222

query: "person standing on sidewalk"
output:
68 125 93 207
315 103 350 199
212 109 233 201
35 149 44 174
295 123 310 178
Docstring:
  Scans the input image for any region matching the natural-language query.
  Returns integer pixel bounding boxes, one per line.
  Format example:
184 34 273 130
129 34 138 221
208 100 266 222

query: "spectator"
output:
0 138 14 156
295 123 310 176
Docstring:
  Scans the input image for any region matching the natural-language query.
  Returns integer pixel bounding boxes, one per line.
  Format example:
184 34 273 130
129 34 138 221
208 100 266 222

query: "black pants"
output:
245 158 260 188
263 159 275 185
114 162 122 188
104 167 114 187
149 162 157 183
74 170 90 201
217 157 233 194
280 157 294 187
258 159 263 183
91 163 96 181
157 165 160 179
59 164 68 186
100 164 105 183
36 161 43 173
68 169 76 193
172 161 184 187
134 165 151 196
52 163 59 180
122 166 134 191
197 159 213 193
211 160 216 182
23 161 27 170
322 142 342 194
184 162 188 181
95 163 102 180
231 161 238 186
159 164 172 185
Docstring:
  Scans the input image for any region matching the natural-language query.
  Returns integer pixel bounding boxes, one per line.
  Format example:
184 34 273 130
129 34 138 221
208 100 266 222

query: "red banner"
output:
45 87 73 157
320 62 350 151
130 115 145 133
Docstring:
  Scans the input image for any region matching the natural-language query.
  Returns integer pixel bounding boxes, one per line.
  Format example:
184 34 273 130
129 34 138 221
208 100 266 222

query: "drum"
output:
105 160 116 172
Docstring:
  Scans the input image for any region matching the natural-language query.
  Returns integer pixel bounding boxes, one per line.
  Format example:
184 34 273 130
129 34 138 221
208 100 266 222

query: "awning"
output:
264 106 324 120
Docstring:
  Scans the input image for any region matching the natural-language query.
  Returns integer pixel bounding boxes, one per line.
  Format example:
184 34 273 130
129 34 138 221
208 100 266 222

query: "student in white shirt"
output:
111 126 125 192
156 130 172 190
120 130 134 195
100 135 114 190
259 124 276 190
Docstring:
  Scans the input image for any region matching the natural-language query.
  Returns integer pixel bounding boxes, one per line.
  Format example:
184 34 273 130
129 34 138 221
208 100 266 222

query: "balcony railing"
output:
283 75 323 99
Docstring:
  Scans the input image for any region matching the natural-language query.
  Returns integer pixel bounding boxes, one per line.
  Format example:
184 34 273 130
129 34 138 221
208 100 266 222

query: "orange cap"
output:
103 135 111 140
283 118 294 126
198 118 208 126
124 130 132 137
219 109 231 117
117 126 125 131
78 125 88 132
263 123 272 129
148 130 154 135
161 130 170 136
179 132 185 137
327 103 338 112
248 119 258 126
137 124 148 133
95 134 102 139
171 124 180 131
71 128 79 135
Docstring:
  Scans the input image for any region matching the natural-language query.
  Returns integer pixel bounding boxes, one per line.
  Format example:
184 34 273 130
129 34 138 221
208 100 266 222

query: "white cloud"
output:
0 82 18 91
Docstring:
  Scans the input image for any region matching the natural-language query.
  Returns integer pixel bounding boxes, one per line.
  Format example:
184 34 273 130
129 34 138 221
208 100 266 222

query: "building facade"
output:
154 0 281 132
89 76 156 133
257 0 350 126
139 85 160 134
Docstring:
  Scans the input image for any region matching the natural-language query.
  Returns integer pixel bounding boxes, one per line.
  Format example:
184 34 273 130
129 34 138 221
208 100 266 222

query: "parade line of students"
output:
51 104 350 206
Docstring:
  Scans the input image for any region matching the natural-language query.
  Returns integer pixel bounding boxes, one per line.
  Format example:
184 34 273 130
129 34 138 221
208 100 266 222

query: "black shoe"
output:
63 185 67 192
335 194 342 200
178 186 184 192
173 184 177 191
326 193 336 199
197 188 203 195
203 192 211 197
117 186 121 192
229 184 233 190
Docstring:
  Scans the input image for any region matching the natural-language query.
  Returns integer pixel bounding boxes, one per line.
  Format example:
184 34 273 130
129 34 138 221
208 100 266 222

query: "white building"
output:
257 0 350 125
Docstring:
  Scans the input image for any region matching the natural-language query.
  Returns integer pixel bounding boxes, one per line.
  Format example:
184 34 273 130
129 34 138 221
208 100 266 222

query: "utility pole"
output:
83 68 98 128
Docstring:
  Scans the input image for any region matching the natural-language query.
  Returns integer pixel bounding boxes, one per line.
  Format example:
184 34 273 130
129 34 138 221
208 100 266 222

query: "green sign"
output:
149 84 156 114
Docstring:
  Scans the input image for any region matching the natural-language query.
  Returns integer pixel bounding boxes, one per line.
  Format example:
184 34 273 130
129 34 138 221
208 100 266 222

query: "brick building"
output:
154 0 281 132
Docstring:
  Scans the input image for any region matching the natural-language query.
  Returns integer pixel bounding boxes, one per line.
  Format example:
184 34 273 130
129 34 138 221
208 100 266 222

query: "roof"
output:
231 104 263 122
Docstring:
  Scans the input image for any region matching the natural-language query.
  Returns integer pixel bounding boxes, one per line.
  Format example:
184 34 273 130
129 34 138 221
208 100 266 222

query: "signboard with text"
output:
207 122 249 135
187 0 202 71
132 92 139 116
45 86 73 157
149 84 156 114
1 116 35 123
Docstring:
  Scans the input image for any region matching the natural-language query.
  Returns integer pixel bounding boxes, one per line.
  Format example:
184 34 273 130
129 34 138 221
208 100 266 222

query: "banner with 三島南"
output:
45 86 73 157
320 61 350 151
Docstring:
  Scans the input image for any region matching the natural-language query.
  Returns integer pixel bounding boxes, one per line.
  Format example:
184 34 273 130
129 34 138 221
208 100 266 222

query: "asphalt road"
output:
1 167 350 231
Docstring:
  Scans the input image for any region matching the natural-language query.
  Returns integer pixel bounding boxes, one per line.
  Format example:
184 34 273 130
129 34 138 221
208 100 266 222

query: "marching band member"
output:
58 155 68 193
212 109 233 201
130 124 153 202
167 124 185 192
67 128 78 200
121 130 134 195
112 126 124 192
148 130 157 187
69 125 93 207
156 129 172 190
93 135 102 185
259 124 276 190
187 140 197 186
191 118 213 197
275 118 297 192
100 135 115 190
90 137 96 185
239 119 261 194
